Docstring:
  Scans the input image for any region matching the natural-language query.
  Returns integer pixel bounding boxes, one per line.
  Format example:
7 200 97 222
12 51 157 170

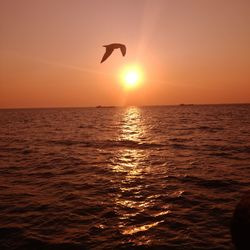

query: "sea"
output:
0 104 249 250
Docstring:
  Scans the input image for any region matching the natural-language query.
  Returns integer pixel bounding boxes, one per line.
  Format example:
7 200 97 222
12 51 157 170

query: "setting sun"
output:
125 71 139 86
120 65 144 90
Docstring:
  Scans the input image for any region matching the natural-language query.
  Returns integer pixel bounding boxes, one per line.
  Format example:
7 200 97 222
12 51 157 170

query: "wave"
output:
47 139 165 150
0 227 86 250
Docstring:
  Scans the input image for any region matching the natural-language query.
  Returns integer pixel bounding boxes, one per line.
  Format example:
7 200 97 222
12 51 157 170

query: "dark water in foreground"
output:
0 105 249 250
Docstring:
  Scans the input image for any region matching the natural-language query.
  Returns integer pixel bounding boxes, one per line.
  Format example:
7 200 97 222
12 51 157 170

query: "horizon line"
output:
0 102 249 110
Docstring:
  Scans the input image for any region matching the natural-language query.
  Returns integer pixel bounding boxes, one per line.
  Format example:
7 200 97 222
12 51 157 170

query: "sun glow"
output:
120 65 144 90
125 71 139 86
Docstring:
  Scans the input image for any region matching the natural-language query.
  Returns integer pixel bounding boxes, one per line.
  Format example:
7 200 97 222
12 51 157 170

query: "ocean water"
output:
0 104 249 250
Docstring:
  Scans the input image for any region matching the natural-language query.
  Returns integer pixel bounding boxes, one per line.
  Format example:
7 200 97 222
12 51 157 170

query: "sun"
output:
120 65 143 90
125 71 139 87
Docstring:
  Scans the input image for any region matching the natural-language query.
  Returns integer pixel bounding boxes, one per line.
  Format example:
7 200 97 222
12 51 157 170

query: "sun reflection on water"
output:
120 107 145 142
122 220 164 235
112 107 146 177
110 107 166 245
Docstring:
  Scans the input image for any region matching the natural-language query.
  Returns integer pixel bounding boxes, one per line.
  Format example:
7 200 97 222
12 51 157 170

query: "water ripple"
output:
0 105 249 249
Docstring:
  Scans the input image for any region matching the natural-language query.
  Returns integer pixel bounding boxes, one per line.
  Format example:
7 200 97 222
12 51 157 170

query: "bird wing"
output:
100 47 114 63
120 45 126 56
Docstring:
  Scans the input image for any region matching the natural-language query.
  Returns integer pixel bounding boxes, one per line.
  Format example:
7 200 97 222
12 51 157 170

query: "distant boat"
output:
179 104 194 106
95 105 116 108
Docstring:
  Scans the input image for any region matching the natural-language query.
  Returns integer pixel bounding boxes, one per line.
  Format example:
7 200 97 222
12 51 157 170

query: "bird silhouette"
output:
100 43 126 63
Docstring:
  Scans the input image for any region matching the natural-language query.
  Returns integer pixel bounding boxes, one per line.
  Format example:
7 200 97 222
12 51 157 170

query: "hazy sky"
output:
1 0 250 108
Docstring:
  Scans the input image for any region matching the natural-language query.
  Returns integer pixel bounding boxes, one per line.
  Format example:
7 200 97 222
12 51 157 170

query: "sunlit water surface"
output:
0 105 249 249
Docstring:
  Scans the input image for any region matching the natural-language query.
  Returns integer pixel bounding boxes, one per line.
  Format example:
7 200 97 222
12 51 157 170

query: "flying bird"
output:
100 43 126 63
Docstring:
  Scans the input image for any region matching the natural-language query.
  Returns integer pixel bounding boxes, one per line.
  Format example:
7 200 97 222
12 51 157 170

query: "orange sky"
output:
0 0 250 108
